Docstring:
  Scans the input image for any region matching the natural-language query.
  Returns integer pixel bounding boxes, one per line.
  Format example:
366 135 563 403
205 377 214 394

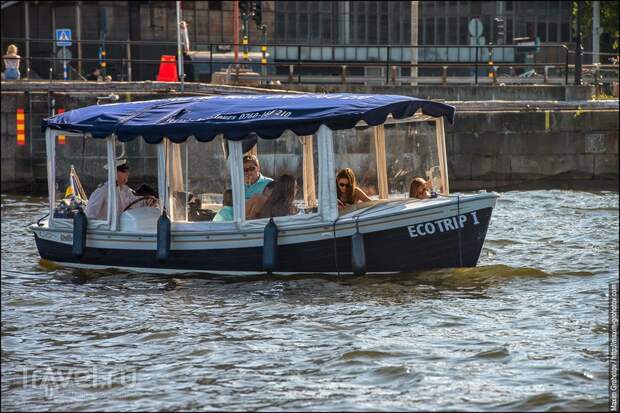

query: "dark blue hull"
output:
35 208 493 274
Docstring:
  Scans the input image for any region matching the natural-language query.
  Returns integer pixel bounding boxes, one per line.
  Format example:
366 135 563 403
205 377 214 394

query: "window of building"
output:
548 22 557 42
448 16 457 44
561 22 570 42
425 17 434 44
459 16 469 45
208 1 222 11
537 20 546 41
437 17 446 45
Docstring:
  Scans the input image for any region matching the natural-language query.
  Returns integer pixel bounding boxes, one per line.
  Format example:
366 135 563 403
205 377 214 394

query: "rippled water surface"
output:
1 191 618 411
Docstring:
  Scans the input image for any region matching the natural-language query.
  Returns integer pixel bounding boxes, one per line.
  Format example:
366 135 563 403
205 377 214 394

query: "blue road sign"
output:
56 29 72 47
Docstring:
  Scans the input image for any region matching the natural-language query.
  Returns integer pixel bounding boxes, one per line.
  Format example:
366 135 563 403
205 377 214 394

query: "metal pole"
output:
385 46 389 85
127 41 132 81
176 1 184 92
592 1 600 64
565 47 569 85
76 1 82 77
298 45 301 84
575 1 583 85
233 0 239 65
24 1 30 78
410 1 419 85
474 46 479 85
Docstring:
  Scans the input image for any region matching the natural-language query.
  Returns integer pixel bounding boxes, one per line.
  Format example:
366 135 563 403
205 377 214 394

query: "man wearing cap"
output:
243 154 273 200
85 159 157 220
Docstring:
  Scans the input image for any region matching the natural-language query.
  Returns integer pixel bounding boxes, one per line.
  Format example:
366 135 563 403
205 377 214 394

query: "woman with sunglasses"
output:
336 168 371 210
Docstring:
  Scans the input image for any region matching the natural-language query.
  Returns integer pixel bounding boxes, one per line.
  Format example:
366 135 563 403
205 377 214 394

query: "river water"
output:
1 190 618 411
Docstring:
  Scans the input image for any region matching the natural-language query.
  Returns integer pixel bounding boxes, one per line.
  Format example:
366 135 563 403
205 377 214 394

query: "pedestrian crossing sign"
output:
56 29 72 47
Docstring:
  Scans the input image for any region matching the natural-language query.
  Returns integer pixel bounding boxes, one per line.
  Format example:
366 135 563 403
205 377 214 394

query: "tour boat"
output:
32 93 498 276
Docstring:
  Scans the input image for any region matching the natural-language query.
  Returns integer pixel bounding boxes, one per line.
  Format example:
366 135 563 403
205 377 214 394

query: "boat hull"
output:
33 199 494 276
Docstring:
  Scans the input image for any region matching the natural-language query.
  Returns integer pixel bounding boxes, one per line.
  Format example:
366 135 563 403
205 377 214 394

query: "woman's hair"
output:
222 189 233 206
336 168 357 205
258 174 296 218
6 44 18 55
263 180 275 194
409 177 427 199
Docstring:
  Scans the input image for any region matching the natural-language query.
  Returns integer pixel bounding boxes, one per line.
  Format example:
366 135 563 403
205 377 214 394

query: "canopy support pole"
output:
157 141 168 215
107 136 118 231
317 125 337 222
435 117 449 195
373 125 388 199
45 128 56 226
228 140 245 226
302 135 317 208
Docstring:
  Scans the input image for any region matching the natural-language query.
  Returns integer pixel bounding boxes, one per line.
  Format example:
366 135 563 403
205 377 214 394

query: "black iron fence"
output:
2 37 618 86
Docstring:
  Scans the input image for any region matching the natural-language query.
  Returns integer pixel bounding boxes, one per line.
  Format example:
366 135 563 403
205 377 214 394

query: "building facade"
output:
1 1 590 82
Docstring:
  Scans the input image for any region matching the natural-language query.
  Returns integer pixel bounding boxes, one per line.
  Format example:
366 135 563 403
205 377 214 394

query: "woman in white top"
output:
3 44 21 80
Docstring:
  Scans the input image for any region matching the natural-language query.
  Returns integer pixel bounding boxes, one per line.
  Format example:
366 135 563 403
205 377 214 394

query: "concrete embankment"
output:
1 81 617 193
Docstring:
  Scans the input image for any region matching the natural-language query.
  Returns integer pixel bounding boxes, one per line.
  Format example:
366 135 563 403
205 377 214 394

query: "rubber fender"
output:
351 229 366 276
157 212 171 263
72 210 88 259
262 218 278 273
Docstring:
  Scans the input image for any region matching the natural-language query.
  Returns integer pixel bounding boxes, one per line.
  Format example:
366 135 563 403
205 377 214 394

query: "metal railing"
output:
2 37 618 86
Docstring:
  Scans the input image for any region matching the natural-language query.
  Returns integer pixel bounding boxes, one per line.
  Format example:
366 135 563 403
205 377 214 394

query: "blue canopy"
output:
41 94 455 143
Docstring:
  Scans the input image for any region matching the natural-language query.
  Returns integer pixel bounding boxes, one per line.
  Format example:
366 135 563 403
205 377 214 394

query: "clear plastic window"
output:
246 131 319 221
167 136 233 223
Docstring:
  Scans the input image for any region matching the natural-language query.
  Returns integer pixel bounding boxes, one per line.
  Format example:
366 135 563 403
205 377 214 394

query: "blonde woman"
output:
3 44 21 80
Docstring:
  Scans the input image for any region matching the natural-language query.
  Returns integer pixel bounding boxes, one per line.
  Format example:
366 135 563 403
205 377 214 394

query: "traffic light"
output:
239 0 252 17
493 17 505 44
253 1 263 28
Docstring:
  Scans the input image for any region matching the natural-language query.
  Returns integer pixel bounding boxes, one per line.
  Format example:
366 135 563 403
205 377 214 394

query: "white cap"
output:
103 158 129 171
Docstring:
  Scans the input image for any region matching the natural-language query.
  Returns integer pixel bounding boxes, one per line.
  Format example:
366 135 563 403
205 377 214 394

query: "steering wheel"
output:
122 196 158 213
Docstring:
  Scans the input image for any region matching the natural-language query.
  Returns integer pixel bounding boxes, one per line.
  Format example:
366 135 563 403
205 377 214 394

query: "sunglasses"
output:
338 182 351 188
243 166 256 173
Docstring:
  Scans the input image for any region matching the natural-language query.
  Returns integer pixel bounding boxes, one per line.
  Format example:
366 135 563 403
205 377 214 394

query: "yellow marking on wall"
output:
545 110 550 131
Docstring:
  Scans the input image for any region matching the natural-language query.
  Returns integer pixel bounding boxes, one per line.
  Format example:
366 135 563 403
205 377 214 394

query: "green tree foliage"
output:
573 1 620 50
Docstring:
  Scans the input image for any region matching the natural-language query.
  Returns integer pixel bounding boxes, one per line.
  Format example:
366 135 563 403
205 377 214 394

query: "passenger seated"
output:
243 154 273 200
246 181 274 219
409 177 432 200
336 168 371 210
256 174 299 219
213 189 234 222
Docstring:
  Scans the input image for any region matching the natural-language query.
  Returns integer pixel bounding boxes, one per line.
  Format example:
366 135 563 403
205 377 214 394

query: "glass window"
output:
299 12 308 42
561 22 570 42
448 17 457 44
368 14 377 44
321 13 332 44
537 21 547 41
276 12 285 41
437 17 446 45
310 13 320 43
548 22 557 42
506 1 513 12
459 16 469 45
380 14 389 44
425 17 435 45
287 13 296 40
507 17 514 43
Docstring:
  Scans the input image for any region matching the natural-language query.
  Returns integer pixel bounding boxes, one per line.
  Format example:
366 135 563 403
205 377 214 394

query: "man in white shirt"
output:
85 159 157 220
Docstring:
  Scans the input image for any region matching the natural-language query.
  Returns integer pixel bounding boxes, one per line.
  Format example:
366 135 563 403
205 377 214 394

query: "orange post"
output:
57 109 66 144
16 108 25 146
156 55 179 82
